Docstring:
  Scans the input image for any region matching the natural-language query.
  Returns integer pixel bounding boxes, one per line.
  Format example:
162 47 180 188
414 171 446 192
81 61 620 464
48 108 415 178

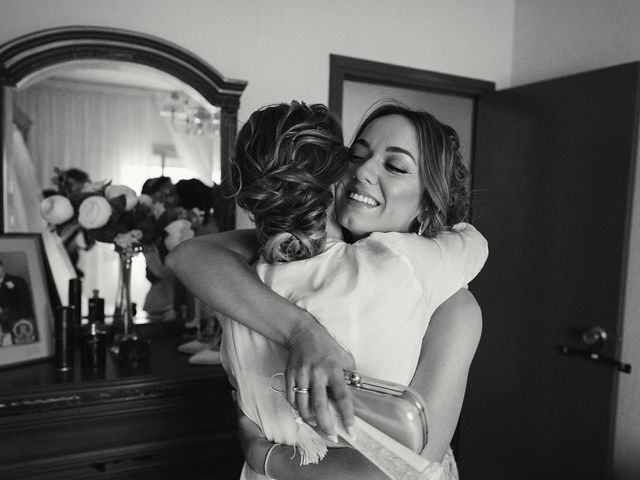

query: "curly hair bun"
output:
232 102 347 262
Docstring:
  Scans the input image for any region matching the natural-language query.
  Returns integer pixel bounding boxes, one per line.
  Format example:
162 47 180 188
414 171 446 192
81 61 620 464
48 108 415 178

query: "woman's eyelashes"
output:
349 152 409 172
386 160 409 174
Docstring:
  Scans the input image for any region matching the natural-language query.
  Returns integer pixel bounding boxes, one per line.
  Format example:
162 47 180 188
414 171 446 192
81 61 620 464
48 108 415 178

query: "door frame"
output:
328 54 495 116
328 54 495 174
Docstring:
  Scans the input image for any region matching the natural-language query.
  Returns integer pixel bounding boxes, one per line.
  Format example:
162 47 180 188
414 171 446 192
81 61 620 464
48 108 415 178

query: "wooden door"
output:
460 62 639 479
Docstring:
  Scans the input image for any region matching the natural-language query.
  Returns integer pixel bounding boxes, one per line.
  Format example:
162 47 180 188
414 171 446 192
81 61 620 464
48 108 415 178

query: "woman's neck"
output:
341 227 369 244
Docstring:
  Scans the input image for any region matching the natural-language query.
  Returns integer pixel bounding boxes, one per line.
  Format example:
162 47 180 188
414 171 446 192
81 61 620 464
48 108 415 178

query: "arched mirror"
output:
0 27 246 326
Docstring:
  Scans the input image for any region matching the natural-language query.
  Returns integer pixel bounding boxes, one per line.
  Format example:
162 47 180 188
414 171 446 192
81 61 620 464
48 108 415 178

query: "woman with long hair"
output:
168 101 486 479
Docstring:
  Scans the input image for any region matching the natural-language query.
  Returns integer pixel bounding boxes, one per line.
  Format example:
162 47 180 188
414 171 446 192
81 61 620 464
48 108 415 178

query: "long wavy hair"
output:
231 102 348 262
352 102 470 238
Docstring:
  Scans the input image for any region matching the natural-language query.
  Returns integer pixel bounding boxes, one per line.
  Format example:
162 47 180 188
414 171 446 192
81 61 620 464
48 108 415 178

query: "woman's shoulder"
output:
358 223 487 279
364 223 485 252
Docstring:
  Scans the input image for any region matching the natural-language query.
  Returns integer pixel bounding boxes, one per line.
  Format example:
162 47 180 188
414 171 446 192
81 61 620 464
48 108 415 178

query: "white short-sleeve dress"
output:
220 223 488 479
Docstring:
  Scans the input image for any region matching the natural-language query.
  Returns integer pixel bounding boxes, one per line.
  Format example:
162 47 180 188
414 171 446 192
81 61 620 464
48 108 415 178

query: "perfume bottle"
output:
87 289 105 324
81 322 107 369
68 278 82 328
54 306 75 371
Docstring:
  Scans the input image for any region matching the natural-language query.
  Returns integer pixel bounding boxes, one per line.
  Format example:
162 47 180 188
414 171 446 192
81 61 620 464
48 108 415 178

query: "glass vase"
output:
111 244 151 365
113 247 136 342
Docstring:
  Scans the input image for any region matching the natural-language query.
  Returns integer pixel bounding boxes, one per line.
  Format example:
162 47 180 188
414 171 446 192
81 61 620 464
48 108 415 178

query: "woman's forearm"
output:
167 229 356 435
166 230 316 345
410 288 482 462
258 444 387 480
238 406 381 480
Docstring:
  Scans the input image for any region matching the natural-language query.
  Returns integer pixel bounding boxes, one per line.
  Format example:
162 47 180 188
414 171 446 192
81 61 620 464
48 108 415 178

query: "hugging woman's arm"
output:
166 228 356 437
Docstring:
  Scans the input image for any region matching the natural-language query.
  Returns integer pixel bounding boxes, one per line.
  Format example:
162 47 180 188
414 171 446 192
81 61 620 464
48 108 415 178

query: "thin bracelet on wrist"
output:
264 443 281 480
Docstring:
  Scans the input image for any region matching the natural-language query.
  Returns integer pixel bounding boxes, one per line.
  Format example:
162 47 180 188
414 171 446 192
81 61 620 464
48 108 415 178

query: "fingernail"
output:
328 434 339 443
347 426 356 440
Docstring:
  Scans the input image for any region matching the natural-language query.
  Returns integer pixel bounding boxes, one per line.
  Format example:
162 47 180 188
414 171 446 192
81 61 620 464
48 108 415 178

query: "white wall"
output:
512 0 640 86
511 2 640 478
0 0 515 122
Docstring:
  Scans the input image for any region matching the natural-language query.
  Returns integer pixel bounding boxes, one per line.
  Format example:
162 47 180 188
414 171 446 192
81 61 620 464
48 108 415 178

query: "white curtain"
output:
8 124 47 232
13 80 170 309
14 79 163 189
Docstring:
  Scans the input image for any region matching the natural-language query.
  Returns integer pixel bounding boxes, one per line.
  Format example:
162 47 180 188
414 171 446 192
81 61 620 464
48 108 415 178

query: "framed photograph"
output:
0 234 54 368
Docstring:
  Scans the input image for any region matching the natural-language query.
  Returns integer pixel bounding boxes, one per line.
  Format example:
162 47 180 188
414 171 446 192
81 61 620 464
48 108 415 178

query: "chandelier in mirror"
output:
159 91 220 137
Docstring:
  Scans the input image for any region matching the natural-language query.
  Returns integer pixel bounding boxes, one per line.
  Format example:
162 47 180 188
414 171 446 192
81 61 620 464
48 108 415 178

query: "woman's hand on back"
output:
285 322 356 439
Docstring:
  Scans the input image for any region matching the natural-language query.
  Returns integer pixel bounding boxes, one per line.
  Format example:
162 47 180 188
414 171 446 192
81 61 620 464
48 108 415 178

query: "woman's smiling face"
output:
335 114 425 240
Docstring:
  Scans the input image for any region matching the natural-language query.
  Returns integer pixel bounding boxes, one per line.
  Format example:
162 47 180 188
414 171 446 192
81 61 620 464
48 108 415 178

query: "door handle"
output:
557 325 631 373
557 345 631 373
582 326 608 348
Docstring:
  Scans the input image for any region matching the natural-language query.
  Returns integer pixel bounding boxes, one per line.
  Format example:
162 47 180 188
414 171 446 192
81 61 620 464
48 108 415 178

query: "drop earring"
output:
417 218 426 236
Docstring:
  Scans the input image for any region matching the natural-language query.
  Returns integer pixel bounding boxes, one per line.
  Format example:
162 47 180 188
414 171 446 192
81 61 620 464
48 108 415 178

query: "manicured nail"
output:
328 434 339 443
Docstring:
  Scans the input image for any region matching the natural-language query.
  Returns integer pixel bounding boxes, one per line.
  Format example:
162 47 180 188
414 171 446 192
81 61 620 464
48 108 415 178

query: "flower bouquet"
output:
40 168 203 364
41 168 201 254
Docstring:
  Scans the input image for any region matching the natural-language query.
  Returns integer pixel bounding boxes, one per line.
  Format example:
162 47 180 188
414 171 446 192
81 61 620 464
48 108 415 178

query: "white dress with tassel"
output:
219 223 488 479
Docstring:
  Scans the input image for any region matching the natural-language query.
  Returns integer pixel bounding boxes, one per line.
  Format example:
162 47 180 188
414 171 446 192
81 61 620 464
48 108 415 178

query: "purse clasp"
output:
345 371 362 387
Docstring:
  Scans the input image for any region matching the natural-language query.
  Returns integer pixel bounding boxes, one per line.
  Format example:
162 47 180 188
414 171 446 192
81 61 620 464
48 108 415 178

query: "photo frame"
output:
0 234 54 368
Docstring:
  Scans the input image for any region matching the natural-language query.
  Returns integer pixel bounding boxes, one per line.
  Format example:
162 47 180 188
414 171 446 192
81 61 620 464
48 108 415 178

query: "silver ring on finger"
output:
292 386 310 394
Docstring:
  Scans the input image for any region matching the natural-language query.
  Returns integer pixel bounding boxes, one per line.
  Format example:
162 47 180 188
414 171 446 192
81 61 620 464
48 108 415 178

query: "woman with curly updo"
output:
168 101 487 479
230 102 347 263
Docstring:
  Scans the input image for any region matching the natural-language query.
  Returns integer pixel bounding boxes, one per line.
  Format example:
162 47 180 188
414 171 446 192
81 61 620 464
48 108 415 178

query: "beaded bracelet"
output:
264 443 281 480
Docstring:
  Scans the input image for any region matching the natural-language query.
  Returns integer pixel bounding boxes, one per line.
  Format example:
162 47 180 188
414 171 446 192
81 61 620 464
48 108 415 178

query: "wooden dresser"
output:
0 336 243 479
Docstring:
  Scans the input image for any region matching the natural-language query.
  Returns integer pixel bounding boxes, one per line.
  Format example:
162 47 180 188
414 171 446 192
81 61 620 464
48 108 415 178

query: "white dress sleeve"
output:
369 223 488 310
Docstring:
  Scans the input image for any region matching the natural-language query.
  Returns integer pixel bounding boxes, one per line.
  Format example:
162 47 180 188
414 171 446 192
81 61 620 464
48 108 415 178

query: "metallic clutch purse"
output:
346 371 428 453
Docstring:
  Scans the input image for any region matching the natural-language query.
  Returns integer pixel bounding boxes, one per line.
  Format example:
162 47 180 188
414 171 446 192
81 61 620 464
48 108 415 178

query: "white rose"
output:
138 194 154 207
164 219 194 251
152 202 166 220
78 196 112 229
130 229 143 241
190 208 205 226
81 180 109 193
40 195 74 225
105 185 138 211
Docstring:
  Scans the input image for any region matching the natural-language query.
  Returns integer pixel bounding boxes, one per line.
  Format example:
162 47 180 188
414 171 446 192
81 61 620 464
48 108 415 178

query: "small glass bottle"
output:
81 322 107 369
87 289 105 324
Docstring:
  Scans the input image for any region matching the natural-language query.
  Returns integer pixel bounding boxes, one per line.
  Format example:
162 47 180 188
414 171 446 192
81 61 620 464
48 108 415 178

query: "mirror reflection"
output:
6 60 223 321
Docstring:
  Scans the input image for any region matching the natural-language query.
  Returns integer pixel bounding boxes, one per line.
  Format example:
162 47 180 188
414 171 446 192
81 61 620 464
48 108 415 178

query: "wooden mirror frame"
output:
0 26 247 232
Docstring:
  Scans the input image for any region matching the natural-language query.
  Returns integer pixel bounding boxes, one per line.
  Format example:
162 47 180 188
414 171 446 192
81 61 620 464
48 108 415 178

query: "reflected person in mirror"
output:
175 178 223 236
140 176 179 320
174 178 223 349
